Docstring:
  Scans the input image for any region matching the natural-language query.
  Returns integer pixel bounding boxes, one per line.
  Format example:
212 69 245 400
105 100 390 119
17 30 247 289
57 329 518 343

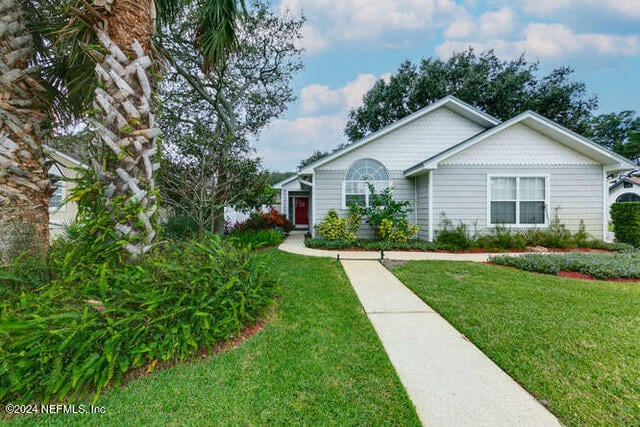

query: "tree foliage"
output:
587 111 640 160
158 123 275 234
345 48 598 141
359 184 417 241
268 171 295 185
297 150 330 170
157 1 303 233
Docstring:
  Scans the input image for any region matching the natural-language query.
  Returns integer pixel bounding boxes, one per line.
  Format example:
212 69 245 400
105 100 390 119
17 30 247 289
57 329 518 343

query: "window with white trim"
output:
50 180 65 210
48 164 66 211
343 159 389 208
489 176 547 225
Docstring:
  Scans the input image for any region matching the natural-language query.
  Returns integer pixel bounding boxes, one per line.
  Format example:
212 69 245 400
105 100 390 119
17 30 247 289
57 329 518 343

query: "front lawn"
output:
6 250 419 426
391 261 640 426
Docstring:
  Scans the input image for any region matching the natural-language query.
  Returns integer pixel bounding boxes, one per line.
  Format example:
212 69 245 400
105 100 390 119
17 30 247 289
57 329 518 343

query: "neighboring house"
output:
609 175 640 204
44 145 85 238
607 172 640 226
274 96 635 240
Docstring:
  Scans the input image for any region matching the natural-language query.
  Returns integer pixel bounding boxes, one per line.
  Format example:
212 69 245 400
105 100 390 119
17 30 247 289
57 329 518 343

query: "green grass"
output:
5 250 419 426
391 261 640 426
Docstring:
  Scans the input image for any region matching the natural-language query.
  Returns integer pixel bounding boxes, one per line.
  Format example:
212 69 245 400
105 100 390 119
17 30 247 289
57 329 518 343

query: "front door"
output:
294 197 309 226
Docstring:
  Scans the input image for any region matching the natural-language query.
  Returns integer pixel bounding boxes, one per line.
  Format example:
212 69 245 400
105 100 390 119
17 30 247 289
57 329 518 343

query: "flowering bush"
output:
233 207 293 232
315 209 356 241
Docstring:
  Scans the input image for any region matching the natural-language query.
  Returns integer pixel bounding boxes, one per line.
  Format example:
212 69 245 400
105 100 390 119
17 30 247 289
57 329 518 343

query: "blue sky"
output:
253 0 640 171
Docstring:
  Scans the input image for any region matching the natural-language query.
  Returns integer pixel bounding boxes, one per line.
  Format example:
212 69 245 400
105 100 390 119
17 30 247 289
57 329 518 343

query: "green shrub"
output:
610 202 640 247
315 209 355 241
347 203 362 236
359 239 439 251
304 237 441 251
435 215 473 250
0 235 278 404
582 240 635 253
305 237 356 249
227 228 285 250
163 213 200 239
540 214 573 248
476 225 528 251
490 254 562 275
378 218 419 243
572 219 590 247
491 252 640 279
359 184 416 239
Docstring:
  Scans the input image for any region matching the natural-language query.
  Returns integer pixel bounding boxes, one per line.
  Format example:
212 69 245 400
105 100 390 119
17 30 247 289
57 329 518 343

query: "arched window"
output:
616 193 640 203
343 159 390 207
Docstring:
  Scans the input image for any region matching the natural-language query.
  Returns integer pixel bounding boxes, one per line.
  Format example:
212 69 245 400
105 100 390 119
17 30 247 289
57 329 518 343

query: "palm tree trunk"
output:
90 1 160 258
0 1 50 263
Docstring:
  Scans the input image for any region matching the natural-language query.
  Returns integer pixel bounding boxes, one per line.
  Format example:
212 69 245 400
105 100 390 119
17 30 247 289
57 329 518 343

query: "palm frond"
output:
25 0 103 122
154 0 190 27
196 0 246 70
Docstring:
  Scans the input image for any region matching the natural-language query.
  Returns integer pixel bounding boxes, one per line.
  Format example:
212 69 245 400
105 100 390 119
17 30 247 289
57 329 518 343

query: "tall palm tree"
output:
46 0 245 258
0 1 50 263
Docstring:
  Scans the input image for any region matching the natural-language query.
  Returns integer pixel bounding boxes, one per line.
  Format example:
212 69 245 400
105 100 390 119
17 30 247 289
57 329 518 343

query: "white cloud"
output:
518 0 573 15
256 116 345 170
278 0 466 53
445 8 516 40
437 23 640 59
300 25 330 54
518 0 640 18
610 0 640 17
443 14 474 39
257 72 391 170
478 8 516 38
300 73 381 114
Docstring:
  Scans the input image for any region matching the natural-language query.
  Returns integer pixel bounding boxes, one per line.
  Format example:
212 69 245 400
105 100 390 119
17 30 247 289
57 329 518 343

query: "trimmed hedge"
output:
611 202 640 247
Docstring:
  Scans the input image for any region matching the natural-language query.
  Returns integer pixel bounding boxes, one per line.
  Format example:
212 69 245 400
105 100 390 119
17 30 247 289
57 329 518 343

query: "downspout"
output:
602 166 607 241
311 172 316 237
428 170 434 242
414 176 418 226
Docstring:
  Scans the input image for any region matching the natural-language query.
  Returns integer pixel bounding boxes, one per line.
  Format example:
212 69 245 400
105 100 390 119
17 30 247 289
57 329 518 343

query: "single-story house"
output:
274 96 635 240
609 174 640 204
44 145 85 238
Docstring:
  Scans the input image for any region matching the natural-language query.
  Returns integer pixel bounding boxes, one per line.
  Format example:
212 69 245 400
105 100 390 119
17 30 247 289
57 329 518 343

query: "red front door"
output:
294 197 309 226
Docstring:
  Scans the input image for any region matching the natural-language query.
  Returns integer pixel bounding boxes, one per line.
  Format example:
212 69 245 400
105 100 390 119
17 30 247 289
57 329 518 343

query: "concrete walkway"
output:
279 234 561 426
279 232 505 262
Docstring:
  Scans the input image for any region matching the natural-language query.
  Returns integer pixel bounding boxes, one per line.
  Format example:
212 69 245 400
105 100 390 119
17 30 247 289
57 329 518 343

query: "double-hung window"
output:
489 176 547 226
49 164 66 211
343 159 389 208
50 181 65 210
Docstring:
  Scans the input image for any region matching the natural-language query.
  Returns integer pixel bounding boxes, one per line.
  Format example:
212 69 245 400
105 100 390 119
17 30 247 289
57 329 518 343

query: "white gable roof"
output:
272 174 299 189
405 111 636 176
43 145 85 168
299 96 500 174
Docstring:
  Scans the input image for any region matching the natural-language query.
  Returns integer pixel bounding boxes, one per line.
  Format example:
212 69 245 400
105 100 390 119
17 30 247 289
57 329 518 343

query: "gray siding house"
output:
274 96 634 240
44 145 85 239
